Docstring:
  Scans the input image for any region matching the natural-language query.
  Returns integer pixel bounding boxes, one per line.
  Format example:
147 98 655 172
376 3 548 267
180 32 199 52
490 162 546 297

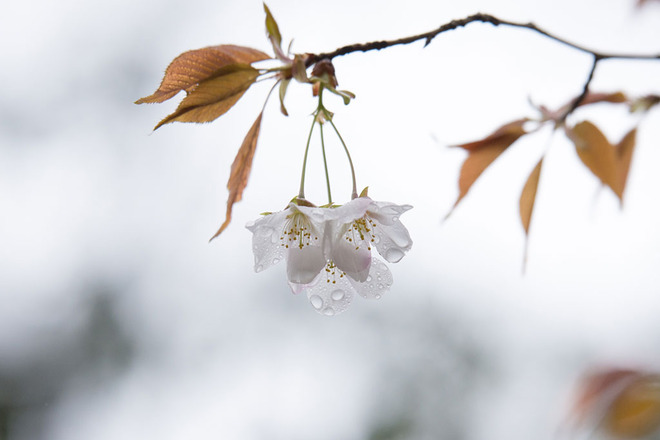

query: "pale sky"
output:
1 0 660 439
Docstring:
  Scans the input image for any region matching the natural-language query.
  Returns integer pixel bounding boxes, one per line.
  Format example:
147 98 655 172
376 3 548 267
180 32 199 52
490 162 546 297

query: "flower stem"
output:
298 115 317 200
319 123 333 204
328 119 358 199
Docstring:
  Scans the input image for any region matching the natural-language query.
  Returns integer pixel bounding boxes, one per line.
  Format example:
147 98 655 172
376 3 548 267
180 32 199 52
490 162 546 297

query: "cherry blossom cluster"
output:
246 196 412 315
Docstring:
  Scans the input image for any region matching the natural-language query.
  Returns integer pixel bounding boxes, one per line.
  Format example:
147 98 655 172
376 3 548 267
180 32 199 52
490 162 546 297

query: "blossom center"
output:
343 216 377 251
280 211 319 250
323 260 346 284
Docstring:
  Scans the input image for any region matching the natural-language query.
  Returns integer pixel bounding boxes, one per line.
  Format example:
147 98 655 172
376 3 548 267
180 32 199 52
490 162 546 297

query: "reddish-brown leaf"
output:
455 118 528 152
637 0 660 7
538 92 627 123
447 119 528 214
579 91 628 107
153 64 260 129
135 45 269 104
519 158 543 235
615 127 637 205
456 145 507 207
571 369 641 426
566 121 621 200
210 112 263 241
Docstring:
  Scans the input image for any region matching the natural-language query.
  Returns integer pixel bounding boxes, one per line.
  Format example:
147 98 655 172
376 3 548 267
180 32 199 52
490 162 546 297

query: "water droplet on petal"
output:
256 264 264 272
375 294 382 299
310 295 323 310
385 248 405 263
392 216 399 222
372 235 381 244
377 276 382 281
323 307 335 316
259 227 273 237
366 275 372 282
272 257 281 264
377 283 384 289
331 289 345 301
257 227 277 244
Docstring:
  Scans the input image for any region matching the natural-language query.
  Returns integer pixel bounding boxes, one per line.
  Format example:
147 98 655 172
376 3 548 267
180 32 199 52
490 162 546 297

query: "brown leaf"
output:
210 112 263 241
154 64 260 129
566 121 621 200
519 158 543 235
136 45 269 104
615 128 637 205
605 374 660 438
447 119 528 215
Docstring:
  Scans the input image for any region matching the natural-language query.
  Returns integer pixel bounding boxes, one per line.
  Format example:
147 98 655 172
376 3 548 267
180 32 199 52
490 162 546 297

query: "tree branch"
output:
306 13 660 65
305 13 659 121
559 55 601 124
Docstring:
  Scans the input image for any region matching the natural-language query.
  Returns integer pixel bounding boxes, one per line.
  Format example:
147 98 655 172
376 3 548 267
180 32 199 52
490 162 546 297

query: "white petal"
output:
368 201 413 226
331 236 372 282
326 197 371 222
373 223 412 263
288 271 322 295
368 202 413 263
286 244 326 285
245 210 289 272
293 203 331 224
350 257 393 299
305 269 355 316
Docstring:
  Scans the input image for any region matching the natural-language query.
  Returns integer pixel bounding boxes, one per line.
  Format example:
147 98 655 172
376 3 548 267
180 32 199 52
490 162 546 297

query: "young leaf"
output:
519 158 543 235
448 119 528 213
210 112 264 240
263 3 282 48
154 64 260 129
263 3 288 61
566 121 620 200
615 127 637 205
292 54 309 83
135 45 269 104
278 78 291 116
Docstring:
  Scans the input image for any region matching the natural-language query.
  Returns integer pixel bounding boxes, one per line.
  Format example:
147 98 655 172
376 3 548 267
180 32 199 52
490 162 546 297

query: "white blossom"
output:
246 202 328 285
246 197 412 315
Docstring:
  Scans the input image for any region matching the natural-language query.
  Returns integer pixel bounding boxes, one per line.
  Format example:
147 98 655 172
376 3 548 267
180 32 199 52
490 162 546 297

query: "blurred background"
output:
1 0 660 439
